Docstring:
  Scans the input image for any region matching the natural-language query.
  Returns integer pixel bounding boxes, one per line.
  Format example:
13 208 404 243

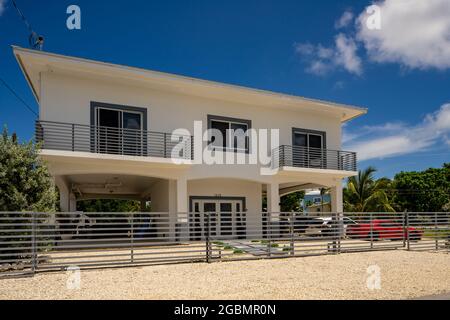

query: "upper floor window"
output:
91 102 147 155
207 115 251 153
292 129 326 149
292 128 327 168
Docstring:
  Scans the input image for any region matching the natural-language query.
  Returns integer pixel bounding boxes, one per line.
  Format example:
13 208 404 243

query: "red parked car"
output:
347 219 423 241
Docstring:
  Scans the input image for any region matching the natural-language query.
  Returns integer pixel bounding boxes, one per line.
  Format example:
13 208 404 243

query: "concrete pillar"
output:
69 192 77 212
266 182 280 238
54 176 70 212
267 182 280 213
176 177 188 213
330 180 343 213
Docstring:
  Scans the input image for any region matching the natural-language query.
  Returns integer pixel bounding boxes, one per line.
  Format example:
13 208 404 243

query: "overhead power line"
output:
11 0 44 50
0 77 38 116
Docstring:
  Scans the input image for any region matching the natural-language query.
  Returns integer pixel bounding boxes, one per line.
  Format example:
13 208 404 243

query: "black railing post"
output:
280 146 285 168
191 136 194 160
164 133 167 158
35 121 43 144
71 124 75 152
337 151 342 170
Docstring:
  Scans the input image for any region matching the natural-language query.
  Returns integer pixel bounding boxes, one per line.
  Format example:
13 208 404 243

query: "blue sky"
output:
0 0 449 178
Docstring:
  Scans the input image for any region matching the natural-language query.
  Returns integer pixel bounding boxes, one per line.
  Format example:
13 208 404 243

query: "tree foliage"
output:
392 163 449 212
263 191 305 212
0 128 56 212
77 199 150 212
344 166 394 212
344 164 449 213
280 191 305 212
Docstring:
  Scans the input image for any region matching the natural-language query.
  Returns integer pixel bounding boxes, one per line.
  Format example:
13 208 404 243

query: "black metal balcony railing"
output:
35 120 193 160
272 145 357 171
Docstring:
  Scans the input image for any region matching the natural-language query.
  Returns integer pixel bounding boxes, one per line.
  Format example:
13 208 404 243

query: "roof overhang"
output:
13 46 367 122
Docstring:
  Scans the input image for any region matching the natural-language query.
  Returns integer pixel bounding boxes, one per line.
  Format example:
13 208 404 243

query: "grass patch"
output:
424 229 450 238
223 245 234 250
270 243 279 248
233 249 244 254
251 240 260 243
282 247 292 251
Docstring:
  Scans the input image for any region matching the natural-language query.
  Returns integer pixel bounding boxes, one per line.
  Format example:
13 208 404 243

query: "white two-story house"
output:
13 46 366 238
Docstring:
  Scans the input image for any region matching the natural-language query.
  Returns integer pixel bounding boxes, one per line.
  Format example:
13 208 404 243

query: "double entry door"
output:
190 199 246 240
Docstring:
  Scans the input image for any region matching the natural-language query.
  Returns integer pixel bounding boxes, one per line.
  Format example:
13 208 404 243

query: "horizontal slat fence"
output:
0 212 448 277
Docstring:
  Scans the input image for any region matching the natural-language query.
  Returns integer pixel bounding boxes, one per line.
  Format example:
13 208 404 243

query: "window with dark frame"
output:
292 128 327 168
207 115 251 153
91 102 147 156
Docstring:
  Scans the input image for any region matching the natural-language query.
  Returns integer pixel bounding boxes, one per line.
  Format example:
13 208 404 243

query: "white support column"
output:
176 177 188 213
54 176 70 212
330 179 343 213
69 192 77 212
267 182 280 213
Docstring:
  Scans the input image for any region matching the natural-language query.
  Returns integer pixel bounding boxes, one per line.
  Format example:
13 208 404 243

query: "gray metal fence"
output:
0 212 448 277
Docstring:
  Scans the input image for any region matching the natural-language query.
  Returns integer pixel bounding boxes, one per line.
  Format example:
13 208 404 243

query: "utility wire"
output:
11 0 44 50
0 77 38 117
11 0 33 33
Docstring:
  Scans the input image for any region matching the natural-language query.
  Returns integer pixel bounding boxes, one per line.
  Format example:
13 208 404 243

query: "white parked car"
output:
305 216 358 237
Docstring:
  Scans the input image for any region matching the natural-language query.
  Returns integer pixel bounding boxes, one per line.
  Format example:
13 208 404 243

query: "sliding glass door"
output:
292 129 325 168
95 107 143 155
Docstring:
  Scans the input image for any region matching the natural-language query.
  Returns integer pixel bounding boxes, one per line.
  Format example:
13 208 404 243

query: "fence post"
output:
402 211 406 248
31 213 37 273
406 212 410 251
205 213 211 263
130 213 134 264
370 212 373 249
336 212 342 254
267 212 272 258
290 211 294 256
435 212 438 250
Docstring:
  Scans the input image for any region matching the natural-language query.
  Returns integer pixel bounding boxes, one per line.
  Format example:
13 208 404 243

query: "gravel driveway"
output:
0 250 449 300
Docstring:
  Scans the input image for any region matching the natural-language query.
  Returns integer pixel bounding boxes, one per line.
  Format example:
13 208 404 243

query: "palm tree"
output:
344 166 395 212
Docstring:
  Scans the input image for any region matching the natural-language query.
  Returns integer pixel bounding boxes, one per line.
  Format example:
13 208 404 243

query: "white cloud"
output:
356 0 450 70
335 10 354 29
294 34 363 76
344 104 450 161
296 0 450 76
335 33 363 75
0 0 6 16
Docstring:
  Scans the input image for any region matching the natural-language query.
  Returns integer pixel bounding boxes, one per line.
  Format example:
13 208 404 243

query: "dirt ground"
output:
0 250 449 300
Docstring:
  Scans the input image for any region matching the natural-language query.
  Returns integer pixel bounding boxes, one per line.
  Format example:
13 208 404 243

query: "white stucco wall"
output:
38 69 346 217
39 72 342 150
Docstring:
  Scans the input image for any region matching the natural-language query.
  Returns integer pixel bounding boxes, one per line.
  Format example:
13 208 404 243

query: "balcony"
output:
272 145 357 172
35 120 193 160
